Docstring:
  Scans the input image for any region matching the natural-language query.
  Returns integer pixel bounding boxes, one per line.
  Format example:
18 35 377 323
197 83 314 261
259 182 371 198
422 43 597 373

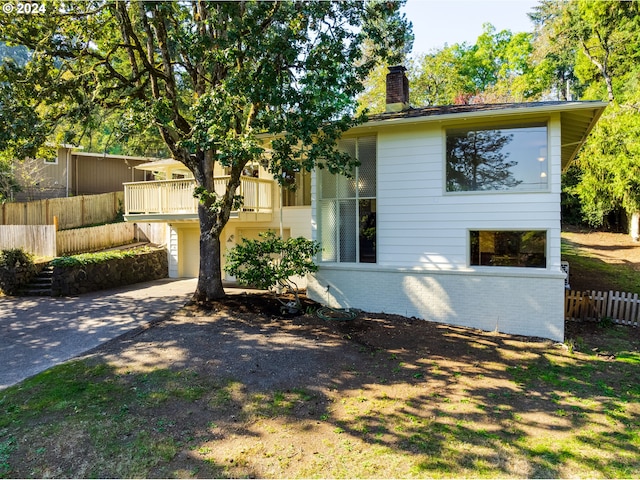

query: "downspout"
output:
279 177 284 239
65 148 71 197
75 153 79 195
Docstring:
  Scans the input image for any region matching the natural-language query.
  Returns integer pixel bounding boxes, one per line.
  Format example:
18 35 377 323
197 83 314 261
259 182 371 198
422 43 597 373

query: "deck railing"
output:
124 176 273 215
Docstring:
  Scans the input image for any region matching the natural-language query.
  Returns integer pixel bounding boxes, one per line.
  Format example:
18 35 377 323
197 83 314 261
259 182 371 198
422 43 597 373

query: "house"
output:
13 146 157 201
306 66 606 341
122 65 605 341
123 157 311 279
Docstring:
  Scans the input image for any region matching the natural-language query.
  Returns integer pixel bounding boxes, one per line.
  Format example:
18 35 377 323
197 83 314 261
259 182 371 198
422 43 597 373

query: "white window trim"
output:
467 228 549 270
443 123 550 195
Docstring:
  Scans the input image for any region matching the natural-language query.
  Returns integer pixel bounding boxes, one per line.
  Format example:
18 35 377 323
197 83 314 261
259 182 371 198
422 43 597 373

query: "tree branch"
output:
148 4 192 136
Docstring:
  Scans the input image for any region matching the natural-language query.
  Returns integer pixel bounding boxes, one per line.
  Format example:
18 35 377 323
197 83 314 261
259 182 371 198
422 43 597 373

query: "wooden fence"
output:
57 222 137 255
0 225 57 258
1 222 144 257
565 289 640 327
0 192 123 230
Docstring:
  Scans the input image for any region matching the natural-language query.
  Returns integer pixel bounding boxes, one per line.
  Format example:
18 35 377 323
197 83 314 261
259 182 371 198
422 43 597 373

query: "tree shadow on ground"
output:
2 292 639 478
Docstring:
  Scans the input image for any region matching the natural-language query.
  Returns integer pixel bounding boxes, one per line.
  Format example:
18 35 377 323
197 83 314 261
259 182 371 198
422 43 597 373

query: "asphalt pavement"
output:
0 278 198 390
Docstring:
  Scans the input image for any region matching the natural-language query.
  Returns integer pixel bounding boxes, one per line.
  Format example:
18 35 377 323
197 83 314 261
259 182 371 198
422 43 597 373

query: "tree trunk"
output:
193 204 226 302
630 211 640 242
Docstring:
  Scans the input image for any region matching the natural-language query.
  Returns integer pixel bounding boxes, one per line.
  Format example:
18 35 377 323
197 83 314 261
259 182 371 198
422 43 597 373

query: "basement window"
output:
470 230 546 268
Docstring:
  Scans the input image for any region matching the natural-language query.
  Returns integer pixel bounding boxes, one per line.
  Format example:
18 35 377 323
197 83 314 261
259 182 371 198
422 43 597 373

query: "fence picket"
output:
0 192 123 230
631 293 639 326
566 289 639 327
57 223 136 255
616 292 628 324
1 223 139 257
565 290 585 321
0 225 57 257
589 290 607 320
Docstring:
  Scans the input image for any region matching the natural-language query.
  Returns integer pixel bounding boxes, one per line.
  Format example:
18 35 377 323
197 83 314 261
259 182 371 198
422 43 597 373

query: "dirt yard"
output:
562 226 640 292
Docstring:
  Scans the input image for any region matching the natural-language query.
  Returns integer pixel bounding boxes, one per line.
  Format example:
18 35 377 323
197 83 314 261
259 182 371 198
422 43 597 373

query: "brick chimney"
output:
385 65 409 113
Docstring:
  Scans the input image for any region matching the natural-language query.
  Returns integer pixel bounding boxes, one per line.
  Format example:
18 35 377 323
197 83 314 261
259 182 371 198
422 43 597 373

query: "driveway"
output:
0 278 197 390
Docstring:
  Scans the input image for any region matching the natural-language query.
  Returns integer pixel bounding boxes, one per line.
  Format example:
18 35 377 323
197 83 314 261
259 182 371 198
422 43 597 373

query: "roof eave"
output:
561 104 607 170
354 101 608 131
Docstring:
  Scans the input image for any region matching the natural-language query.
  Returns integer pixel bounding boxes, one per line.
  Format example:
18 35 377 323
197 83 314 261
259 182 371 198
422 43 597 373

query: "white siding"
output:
168 225 179 278
311 113 566 340
374 121 562 271
282 206 312 238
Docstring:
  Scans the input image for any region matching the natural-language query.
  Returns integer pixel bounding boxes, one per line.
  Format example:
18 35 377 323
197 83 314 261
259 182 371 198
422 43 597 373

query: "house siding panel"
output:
74 155 146 195
373 122 561 272
308 269 565 341
282 207 312 239
168 225 179 278
311 112 568 340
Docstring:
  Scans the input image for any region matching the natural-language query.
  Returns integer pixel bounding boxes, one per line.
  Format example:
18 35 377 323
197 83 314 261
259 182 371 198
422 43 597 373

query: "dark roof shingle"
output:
366 101 594 122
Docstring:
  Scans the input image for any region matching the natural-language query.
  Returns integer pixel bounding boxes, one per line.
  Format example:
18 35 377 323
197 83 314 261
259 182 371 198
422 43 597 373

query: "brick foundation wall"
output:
308 267 565 341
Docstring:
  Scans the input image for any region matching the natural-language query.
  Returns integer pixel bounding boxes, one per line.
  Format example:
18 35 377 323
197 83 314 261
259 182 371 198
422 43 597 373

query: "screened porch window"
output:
319 136 376 263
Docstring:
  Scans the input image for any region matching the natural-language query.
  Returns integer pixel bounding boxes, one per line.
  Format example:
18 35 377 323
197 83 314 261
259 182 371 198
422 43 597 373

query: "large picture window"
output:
447 125 548 192
320 136 376 263
470 230 546 268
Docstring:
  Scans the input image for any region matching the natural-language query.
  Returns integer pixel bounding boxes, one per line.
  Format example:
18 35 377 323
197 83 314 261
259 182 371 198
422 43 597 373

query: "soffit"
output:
560 106 606 169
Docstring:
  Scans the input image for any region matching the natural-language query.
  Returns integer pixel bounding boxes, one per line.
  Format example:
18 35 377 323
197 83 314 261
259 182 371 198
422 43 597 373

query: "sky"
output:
401 0 540 55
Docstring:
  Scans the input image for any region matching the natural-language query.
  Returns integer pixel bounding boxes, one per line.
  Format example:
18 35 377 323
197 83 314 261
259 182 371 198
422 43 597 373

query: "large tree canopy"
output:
360 22 548 114
530 0 640 235
0 0 412 299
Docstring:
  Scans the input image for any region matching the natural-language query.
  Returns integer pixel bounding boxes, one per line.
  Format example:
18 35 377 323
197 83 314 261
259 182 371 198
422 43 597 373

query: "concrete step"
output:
20 266 54 296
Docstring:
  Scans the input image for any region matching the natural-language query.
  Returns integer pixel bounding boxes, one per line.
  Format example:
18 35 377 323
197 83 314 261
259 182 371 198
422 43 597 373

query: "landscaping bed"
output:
50 246 168 296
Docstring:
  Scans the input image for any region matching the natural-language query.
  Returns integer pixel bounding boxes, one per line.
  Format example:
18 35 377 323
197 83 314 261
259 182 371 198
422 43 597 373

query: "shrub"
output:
0 249 36 295
51 247 152 268
0 248 33 267
50 246 167 296
225 231 321 312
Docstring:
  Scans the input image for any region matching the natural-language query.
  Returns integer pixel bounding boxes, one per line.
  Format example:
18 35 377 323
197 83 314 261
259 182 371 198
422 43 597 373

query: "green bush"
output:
51 247 152 268
225 231 321 312
0 249 36 295
0 248 33 268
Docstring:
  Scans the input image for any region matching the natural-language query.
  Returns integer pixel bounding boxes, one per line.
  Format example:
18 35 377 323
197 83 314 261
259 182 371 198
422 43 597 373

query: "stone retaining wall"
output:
51 248 168 296
0 252 45 296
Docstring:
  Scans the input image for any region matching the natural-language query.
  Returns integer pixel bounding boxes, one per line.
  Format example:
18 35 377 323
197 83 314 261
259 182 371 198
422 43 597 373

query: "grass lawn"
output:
561 230 640 294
